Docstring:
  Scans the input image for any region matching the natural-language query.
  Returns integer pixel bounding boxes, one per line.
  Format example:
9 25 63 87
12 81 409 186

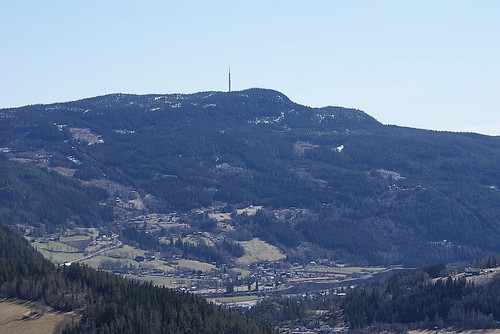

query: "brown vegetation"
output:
0 299 74 334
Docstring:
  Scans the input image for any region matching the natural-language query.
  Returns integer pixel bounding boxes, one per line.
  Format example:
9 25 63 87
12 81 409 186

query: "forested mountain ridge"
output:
1 88 500 265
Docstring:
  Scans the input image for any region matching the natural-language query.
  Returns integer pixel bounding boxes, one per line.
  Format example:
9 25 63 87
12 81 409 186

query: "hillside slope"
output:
1 89 500 265
0 222 267 333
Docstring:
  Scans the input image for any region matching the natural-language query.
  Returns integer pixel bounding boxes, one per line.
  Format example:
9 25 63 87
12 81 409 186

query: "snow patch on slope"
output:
249 111 286 125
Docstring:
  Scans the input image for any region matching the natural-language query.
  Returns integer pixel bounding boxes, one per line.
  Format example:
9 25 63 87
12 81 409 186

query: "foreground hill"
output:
0 222 267 333
250 260 500 332
1 88 500 265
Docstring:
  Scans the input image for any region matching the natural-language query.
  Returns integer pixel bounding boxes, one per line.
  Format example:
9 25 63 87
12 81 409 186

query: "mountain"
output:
1 88 500 265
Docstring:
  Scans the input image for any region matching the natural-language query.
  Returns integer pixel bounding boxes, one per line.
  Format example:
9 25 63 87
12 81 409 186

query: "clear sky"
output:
1 1 499 135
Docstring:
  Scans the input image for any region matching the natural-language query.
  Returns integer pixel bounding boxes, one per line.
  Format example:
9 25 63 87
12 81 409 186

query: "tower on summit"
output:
228 66 231 92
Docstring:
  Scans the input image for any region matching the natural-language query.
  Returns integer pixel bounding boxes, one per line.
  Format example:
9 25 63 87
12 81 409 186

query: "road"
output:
68 241 123 265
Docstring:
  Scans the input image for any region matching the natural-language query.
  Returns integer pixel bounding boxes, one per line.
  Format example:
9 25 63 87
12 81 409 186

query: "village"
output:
20 204 388 310
21 218 500 334
10 182 500 334
21 195 498 302
29 228 383 296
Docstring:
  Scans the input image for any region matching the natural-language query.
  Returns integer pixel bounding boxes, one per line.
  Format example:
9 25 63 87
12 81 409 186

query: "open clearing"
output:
33 240 83 264
237 238 286 265
59 235 92 243
36 248 84 264
0 299 72 334
141 259 176 272
82 255 137 269
82 245 176 273
176 259 215 272
33 241 79 253
231 267 252 278
104 244 144 258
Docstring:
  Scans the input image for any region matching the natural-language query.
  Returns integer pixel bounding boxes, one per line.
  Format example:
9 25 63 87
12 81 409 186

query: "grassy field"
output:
36 248 83 264
33 241 79 253
231 267 252 278
60 235 92 243
32 240 83 264
237 238 286 265
30 229 98 264
81 255 138 269
41 242 209 274
81 245 176 273
176 259 215 272
141 259 176 272
104 245 144 259
0 300 73 334
75 227 99 239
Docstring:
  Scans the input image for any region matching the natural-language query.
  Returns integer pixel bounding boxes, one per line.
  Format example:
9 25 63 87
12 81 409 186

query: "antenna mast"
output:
228 66 231 92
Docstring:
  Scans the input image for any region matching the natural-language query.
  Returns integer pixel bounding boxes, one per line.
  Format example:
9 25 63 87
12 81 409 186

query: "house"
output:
465 267 481 276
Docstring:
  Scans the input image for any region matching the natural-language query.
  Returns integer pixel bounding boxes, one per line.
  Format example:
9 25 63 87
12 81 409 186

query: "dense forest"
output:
0 222 269 333
343 262 500 330
1 89 500 265
0 158 112 231
249 260 500 332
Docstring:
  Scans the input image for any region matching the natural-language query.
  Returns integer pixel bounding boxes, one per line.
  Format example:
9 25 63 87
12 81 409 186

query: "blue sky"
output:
1 1 499 135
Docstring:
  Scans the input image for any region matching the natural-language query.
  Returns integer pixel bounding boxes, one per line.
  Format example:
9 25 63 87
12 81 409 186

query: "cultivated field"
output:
0 299 73 334
237 238 286 265
34 241 79 253
176 259 215 272
81 254 137 269
35 247 84 264
104 244 144 259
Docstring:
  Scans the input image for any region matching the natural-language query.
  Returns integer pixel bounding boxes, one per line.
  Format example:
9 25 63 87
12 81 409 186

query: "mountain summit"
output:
34 88 380 131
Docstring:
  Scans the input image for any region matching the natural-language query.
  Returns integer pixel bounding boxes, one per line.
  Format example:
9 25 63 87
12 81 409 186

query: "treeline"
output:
0 223 87 311
121 224 244 264
0 222 269 333
172 238 235 264
231 210 302 248
248 294 340 329
343 265 500 330
62 265 267 334
248 261 500 332
0 159 112 232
